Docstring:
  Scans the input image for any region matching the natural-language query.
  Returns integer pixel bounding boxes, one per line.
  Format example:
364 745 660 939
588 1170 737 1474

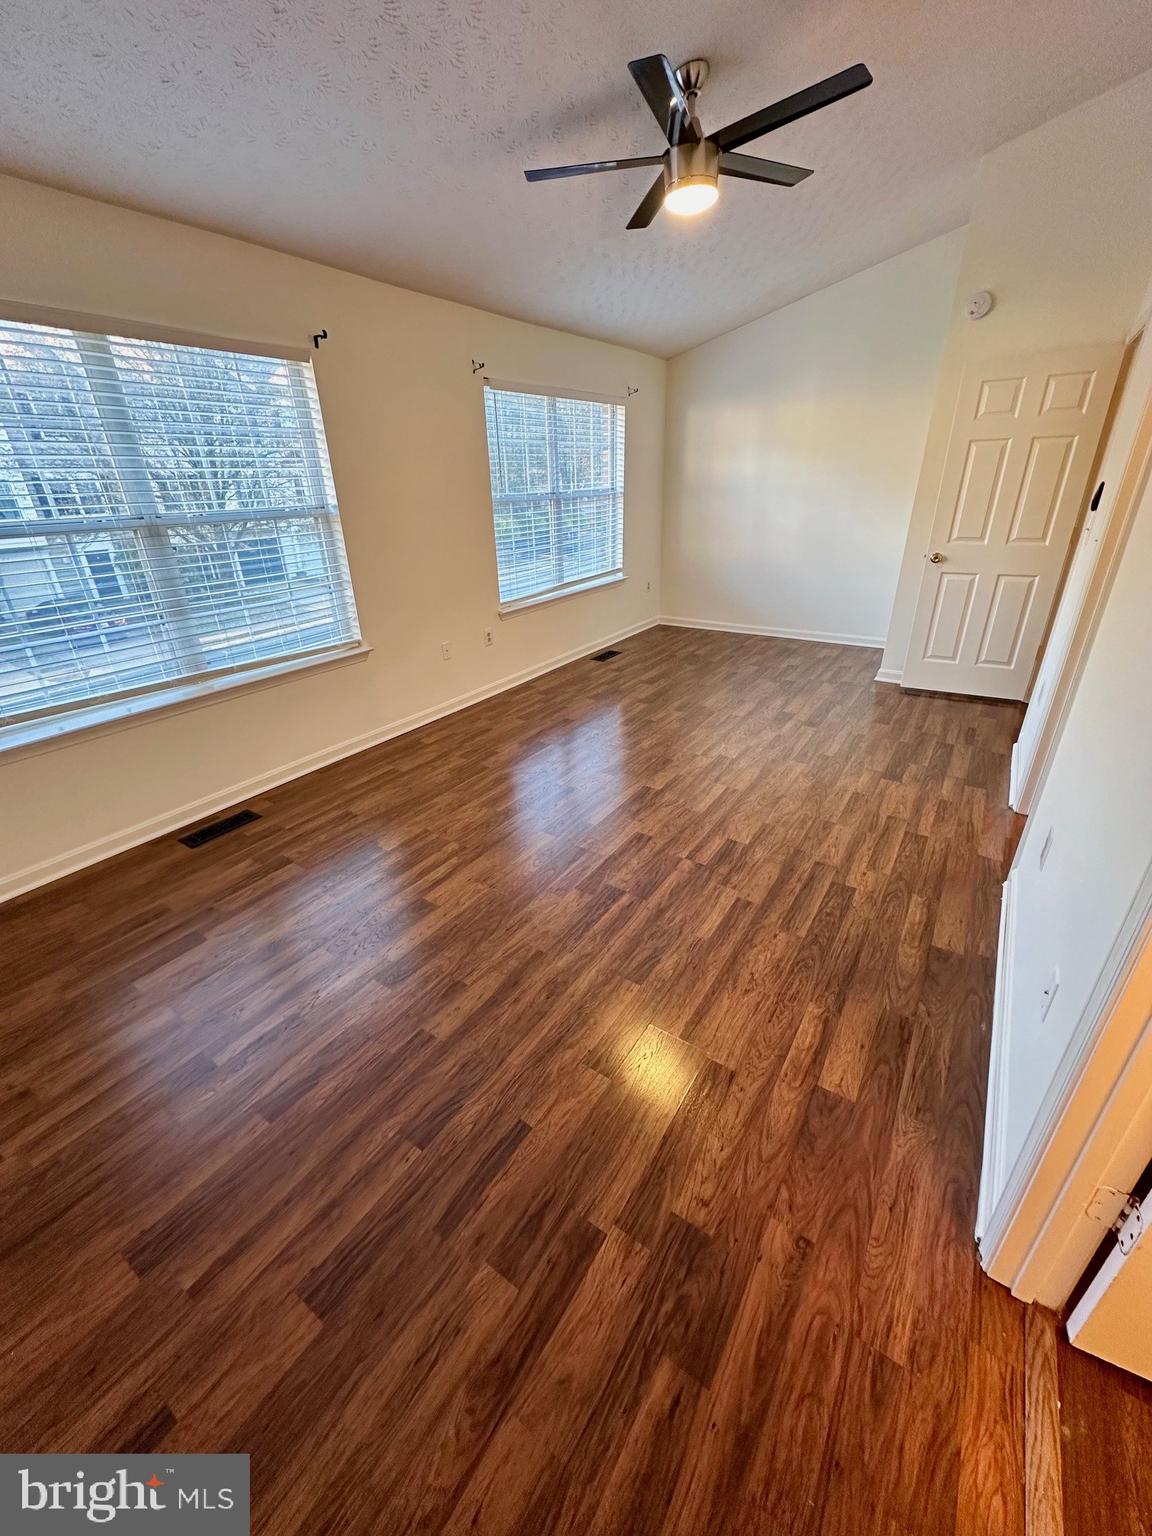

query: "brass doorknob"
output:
929 551 945 564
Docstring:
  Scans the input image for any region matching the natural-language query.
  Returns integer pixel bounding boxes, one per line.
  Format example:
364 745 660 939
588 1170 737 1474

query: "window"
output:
483 382 625 608
0 317 360 736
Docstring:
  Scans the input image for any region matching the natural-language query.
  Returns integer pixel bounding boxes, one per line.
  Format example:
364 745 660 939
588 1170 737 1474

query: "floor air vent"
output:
591 649 622 661
179 809 261 848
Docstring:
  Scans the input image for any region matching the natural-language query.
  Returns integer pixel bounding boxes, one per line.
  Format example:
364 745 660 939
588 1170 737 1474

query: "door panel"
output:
925 571 976 660
976 375 1025 417
949 438 1010 541
1008 436 1074 542
1041 369 1096 413
976 574 1035 666
902 344 1122 699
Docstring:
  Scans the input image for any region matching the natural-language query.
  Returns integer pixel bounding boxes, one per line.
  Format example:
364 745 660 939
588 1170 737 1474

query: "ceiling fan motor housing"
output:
668 59 716 197
667 137 719 191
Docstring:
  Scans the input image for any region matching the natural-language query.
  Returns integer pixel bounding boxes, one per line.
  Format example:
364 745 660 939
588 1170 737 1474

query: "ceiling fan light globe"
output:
663 176 719 216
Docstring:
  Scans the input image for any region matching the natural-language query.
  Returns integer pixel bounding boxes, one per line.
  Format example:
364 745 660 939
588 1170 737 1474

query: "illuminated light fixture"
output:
664 176 719 216
661 134 721 219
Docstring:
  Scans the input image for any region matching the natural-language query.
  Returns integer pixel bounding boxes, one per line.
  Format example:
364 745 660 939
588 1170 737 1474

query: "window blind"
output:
483 384 625 606
0 318 360 730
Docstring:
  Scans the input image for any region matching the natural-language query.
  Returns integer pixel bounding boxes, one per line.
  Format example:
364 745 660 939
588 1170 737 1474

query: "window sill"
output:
498 572 627 618
0 643 374 758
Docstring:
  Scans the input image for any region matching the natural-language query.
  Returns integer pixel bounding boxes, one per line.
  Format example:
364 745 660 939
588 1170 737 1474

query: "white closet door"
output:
902 344 1121 700
1067 1199 1152 1382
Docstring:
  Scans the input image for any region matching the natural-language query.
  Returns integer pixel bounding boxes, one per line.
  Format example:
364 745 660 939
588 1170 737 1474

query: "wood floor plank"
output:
1057 1335 1152 1536
1024 1307 1064 1536
5 624 1120 1536
957 1342 1026 1536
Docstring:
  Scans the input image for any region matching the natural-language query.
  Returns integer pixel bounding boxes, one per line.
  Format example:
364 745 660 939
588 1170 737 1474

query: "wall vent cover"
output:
591 649 622 661
179 809 261 847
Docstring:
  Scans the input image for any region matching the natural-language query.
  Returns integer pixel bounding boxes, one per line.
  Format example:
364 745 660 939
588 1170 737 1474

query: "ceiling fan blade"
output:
627 54 700 146
715 62 873 153
626 173 667 230
718 152 814 187
525 155 663 182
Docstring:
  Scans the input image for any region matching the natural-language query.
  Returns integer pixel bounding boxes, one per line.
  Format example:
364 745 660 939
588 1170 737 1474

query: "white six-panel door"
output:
901 344 1122 699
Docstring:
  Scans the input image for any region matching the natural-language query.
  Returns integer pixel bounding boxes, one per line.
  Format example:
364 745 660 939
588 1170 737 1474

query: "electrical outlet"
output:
1041 968 1060 1022
483 627 494 647
441 641 452 661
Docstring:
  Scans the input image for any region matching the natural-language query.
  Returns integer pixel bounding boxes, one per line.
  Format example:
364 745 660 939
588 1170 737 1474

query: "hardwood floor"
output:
0 624 1143 1534
1059 1332 1152 1535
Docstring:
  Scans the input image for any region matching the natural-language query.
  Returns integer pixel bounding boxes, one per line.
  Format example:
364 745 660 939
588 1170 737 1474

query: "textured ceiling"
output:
2 2 1152 355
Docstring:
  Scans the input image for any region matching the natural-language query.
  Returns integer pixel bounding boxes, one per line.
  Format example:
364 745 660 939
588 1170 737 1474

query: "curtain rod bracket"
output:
471 359 486 374
627 385 639 396
313 329 328 349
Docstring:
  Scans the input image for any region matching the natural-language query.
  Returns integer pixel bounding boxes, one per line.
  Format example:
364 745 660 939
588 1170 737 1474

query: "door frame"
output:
978 860 1152 1307
1011 329 1152 812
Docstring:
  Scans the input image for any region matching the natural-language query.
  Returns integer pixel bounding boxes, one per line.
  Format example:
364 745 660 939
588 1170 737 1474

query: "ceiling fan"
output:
525 55 872 228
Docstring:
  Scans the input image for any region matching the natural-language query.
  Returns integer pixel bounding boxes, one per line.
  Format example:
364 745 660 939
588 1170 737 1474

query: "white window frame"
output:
0 304 365 752
482 378 627 615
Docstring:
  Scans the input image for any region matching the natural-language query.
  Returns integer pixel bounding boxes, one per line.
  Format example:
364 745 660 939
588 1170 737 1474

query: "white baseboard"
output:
976 867 1017 1253
874 666 903 685
659 616 885 649
1 617 659 904
1009 740 1021 811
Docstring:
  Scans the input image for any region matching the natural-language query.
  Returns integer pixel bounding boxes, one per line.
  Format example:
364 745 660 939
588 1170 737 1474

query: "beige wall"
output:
0 175 666 897
661 230 963 645
881 66 1152 678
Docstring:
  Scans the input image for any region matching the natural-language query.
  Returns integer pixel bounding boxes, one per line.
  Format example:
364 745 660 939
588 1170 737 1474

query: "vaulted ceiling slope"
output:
2 1 1152 355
